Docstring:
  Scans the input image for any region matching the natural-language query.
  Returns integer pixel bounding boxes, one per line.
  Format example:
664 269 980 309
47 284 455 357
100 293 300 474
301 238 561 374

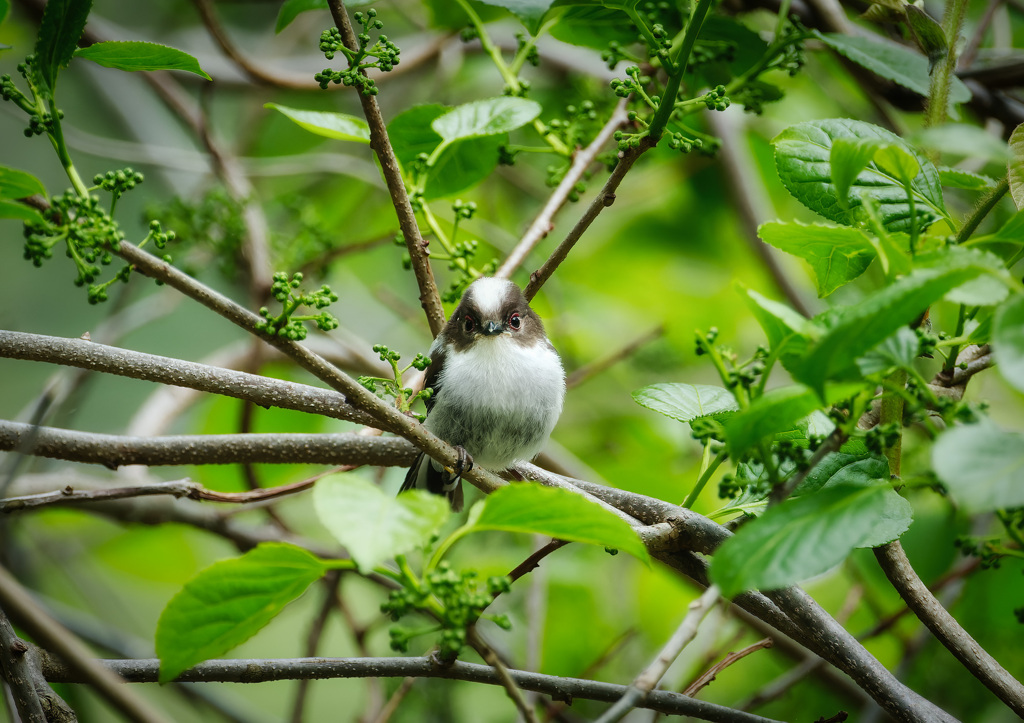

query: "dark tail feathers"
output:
400 452 464 512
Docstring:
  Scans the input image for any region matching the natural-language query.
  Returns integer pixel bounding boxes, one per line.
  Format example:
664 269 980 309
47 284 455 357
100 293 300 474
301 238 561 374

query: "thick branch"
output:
0 421 416 470
0 331 379 428
874 540 1024 716
42 656 783 723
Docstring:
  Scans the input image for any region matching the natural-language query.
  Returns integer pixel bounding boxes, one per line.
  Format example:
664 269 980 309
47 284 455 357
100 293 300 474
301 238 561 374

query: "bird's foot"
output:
452 445 474 482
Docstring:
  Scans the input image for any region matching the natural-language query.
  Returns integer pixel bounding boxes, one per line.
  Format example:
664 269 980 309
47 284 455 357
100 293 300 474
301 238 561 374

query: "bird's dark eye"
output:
463 315 475 333
509 312 521 330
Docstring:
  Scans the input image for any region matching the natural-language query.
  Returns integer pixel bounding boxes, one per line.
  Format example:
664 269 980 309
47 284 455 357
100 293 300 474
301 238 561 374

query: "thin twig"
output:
497 99 630 279
503 539 570 589
874 540 1024 716
0 605 50 723
326 0 445 336
0 564 171 723
42 656 785 722
468 629 540 723
595 585 721 723
523 140 651 301
683 638 774 698
0 420 415 472
191 0 318 89
565 325 665 389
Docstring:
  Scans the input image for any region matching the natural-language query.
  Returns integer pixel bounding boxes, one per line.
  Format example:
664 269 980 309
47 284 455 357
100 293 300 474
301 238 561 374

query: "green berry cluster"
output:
256 271 339 341
94 167 144 214
381 562 512 659
611 66 651 100
863 422 901 456
22 190 133 304
515 33 540 67
315 10 400 95
701 85 731 112
1 57 64 138
358 344 433 417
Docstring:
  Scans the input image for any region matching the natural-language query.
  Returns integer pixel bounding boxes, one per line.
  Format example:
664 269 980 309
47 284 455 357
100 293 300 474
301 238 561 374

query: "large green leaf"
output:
156 543 329 683
757 221 876 297
855 326 919 377
314 475 450 573
773 118 948 233
632 383 738 424
75 41 211 79
1010 122 1024 211
722 385 821 457
432 97 541 142
791 251 1003 396
265 103 370 144
994 294 1024 393
933 424 1024 513
710 483 912 597
34 0 93 92
815 32 970 112
473 483 650 564
794 455 889 496
389 104 505 199
0 166 46 199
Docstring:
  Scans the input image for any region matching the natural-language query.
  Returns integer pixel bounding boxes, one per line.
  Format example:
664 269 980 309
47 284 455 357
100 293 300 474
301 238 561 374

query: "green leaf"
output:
549 5 634 49
265 103 370 144
74 41 211 80
722 385 821 457
314 475 449 574
1 0 9 26
915 124 1011 165
632 383 738 425
933 423 1024 513
710 483 912 597
739 285 818 352
432 97 541 142
791 251 1002 396
473 483 650 564
794 454 889 496
275 0 374 33
34 0 93 92
938 167 997 192
994 294 1024 393
815 32 969 113
0 166 46 199
758 221 876 297
476 0 556 34
0 199 45 224
855 326 918 376
773 118 948 233
904 4 947 70
390 104 503 199
156 543 328 683
1010 123 1024 211
988 209 1024 247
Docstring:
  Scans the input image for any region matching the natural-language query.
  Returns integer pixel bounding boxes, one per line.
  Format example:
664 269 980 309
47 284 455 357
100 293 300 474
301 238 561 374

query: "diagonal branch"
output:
496 99 630 280
326 0 445 336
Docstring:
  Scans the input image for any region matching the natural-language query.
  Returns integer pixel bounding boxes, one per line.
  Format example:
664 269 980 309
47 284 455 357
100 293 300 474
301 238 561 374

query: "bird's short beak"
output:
482 320 504 336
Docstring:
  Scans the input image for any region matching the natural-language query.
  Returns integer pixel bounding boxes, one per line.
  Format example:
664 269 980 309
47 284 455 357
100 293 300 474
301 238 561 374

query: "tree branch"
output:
523 140 651 301
874 540 1024 717
0 420 416 471
326 0 445 336
0 605 52 723
496 99 630 280
0 564 171 723
41 656 784 722
684 638 774 698
595 584 721 723
0 330 380 428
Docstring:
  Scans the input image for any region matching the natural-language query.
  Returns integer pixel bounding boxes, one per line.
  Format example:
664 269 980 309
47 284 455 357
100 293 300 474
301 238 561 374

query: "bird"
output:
400 277 565 511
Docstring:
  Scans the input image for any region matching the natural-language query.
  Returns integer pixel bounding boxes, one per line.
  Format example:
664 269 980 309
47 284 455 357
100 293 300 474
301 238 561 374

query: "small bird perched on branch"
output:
401 277 565 510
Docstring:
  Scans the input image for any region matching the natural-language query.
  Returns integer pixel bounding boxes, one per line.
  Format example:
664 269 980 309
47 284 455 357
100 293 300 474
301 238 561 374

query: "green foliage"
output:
265 102 371 143
33 0 92 92
757 221 876 297
722 385 820 458
632 383 739 425
0 165 46 199
255 271 340 340
933 424 1024 514
1011 123 1024 211
773 118 949 233
472 483 651 564
710 481 912 597
156 543 334 683
314 475 451 574
74 41 211 79
994 294 1024 393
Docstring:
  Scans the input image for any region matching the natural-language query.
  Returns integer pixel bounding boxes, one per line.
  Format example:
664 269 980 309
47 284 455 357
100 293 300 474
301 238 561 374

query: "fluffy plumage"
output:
400 278 565 510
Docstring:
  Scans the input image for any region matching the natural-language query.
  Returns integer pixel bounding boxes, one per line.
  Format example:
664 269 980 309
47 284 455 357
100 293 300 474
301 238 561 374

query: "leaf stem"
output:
682 449 726 509
955 176 1009 245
